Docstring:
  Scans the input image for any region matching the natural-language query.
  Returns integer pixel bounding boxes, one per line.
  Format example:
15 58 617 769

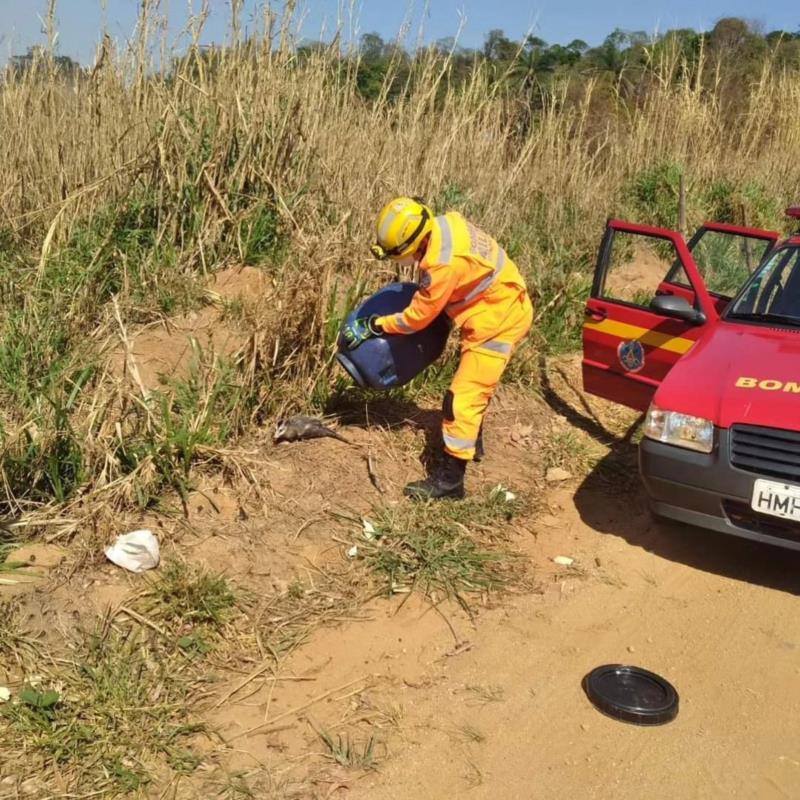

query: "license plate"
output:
751 479 800 522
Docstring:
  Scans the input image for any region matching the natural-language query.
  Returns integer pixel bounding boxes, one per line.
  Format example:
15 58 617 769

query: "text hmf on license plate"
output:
752 479 800 521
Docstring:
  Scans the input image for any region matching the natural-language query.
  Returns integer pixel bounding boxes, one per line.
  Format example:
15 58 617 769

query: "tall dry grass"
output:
1 8 800 526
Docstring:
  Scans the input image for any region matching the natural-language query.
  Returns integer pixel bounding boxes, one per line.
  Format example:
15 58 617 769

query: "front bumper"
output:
639 429 800 551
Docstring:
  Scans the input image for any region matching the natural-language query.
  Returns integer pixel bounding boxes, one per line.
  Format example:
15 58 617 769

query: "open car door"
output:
658 222 780 315
582 220 719 412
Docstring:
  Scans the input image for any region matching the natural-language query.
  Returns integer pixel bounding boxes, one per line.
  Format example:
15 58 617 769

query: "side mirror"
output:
650 294 706 325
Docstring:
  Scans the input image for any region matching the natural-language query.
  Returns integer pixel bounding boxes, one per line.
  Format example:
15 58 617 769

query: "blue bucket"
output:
336 282 451 389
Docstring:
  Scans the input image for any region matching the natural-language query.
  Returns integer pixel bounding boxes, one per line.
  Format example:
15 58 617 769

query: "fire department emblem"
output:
618 340 645 373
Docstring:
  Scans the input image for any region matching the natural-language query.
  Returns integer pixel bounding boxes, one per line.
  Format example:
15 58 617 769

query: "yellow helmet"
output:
371 196 433 260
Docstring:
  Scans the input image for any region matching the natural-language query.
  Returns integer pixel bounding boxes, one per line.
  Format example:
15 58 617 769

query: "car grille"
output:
730 424 800 482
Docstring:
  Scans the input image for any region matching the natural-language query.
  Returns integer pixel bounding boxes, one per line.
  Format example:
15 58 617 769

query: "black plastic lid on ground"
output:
583 664 679 726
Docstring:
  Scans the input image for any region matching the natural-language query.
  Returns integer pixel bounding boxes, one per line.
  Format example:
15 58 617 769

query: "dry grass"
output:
0 599 40 671
542 425 603 477
245 572 368 664
0 13 798 532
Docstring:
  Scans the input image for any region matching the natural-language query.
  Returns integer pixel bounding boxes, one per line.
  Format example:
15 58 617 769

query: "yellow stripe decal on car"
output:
584 319 695 355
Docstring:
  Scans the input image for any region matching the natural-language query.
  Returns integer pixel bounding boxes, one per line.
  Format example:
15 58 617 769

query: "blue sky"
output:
0 0 796 65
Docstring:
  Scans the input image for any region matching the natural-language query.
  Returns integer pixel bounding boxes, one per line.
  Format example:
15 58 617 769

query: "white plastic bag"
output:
105 529 160 573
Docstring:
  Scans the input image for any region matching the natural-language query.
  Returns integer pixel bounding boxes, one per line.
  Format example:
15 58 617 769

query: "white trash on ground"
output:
0 687 10 703
553 555 575 566
491 484 517 502
105 529 160 573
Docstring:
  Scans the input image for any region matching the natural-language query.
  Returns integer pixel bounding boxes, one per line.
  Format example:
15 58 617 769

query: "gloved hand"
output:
341 315 382 350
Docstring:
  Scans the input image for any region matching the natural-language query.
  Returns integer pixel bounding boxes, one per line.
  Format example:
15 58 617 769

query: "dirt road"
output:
205 432 800 797
337 483 800 800
197 360 800 799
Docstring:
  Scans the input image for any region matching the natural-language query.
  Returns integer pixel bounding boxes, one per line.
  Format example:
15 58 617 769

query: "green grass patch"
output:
0 561 244 793
317 728 378 770
240 202 289 267
0 625 205 794
116 347 256 509
141 560 237 631
542 426 602 477
626 160 683 229
360 487 525 599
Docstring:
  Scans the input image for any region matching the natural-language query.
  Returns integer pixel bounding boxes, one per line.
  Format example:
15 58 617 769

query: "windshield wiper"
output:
727 311 800 327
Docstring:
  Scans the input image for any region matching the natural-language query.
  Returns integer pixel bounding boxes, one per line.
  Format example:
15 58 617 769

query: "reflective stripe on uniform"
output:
443 431 476 451
392 313 415 333
437 215 454 263
476 339 513 355
447 247 507 313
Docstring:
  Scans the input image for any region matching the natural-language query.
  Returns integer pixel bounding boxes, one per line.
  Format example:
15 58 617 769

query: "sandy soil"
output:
340 492 800 799
198 359 800 799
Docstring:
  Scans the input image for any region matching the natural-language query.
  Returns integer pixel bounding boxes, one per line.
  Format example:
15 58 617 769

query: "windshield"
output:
727 245 800 326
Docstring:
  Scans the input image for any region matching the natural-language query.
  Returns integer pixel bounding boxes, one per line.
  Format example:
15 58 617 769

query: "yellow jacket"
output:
375 212 529 341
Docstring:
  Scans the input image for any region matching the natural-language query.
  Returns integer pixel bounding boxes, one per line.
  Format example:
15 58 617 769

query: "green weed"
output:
433 182 474 215
626 161 683 229
0 625 204 793
702 179 738 223
317 729 378 770
361 488 524 598
740 180 783 229
543 426 601 476
116 346 254 508
142 560 237 630
240 203 289 267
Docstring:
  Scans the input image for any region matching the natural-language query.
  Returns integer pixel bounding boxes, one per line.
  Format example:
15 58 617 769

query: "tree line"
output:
7 16 800 117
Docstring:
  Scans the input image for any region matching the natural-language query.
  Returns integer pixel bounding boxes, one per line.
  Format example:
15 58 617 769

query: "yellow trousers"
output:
442 290 534 460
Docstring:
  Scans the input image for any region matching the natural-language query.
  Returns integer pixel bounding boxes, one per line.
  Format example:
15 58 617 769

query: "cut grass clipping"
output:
249 576 364 662
358 486 524 600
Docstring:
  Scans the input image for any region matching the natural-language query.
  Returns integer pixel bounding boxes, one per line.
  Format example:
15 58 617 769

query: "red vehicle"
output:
582 207 800 550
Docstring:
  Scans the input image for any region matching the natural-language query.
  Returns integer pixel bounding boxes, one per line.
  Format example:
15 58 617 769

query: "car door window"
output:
666 228 776 299
601 230 696 309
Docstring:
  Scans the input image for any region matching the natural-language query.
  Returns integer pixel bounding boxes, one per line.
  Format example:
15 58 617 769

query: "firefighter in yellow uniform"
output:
342 197 533 500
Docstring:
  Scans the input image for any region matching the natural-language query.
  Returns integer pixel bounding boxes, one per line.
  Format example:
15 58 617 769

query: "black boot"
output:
404 453 467 500
473 425 485 463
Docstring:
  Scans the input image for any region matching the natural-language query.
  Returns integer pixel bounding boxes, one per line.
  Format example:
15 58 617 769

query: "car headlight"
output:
644 405 714 453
